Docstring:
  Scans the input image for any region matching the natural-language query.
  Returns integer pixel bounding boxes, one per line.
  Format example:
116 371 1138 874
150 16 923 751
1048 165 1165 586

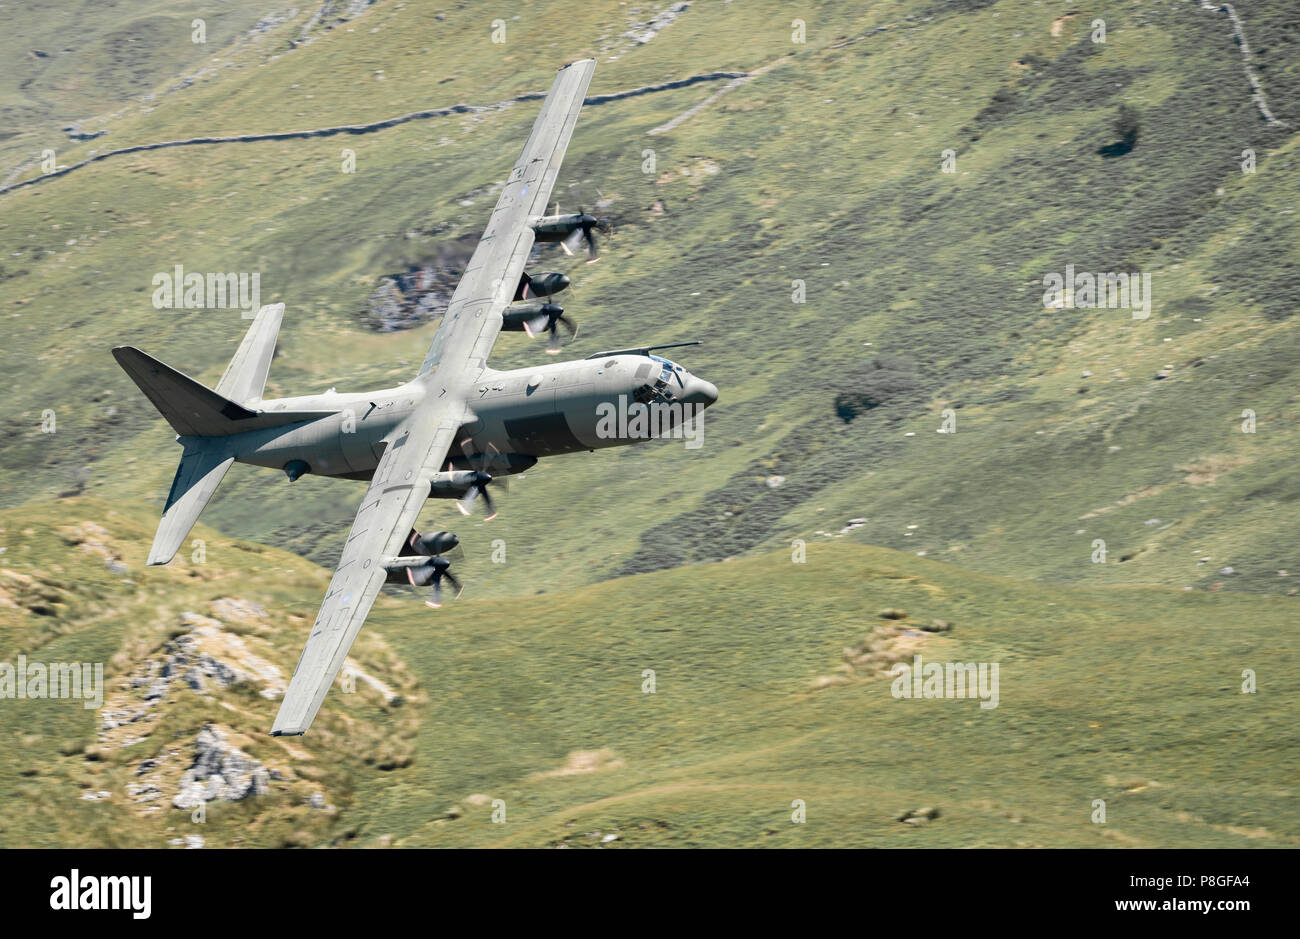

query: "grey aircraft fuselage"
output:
231 352 718 484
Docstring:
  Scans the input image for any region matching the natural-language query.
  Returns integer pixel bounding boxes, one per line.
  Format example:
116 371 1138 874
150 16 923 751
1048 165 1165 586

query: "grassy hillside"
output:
0 0 1297 849
1 498 1294 847
0 0 291 171
0 0 1295 604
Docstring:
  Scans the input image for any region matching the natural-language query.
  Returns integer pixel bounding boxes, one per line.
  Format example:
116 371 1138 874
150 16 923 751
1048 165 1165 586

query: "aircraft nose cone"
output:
680 377 718 407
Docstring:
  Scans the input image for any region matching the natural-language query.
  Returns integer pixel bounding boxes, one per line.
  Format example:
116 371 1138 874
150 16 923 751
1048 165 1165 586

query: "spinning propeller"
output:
521 302 579 353
451 439 509 520
412 555 461 609
559 206 612 263
400 530 463 609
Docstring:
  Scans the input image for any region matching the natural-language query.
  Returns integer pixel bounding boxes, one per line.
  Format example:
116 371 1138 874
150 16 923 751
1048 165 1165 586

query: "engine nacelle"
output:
531 213 588 240
501 301 562 332
514 271 569 301
409 530 458 555
532 212 610 242
428 471 479 496
384 530 458 584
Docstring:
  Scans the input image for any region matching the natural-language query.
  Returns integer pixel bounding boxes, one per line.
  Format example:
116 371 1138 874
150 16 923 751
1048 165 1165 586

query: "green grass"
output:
1 0 1295 603
0 498 1294 847
0 0 1297 847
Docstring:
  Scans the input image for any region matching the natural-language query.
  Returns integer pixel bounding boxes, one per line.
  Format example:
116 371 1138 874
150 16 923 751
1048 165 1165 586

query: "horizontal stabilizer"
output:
112 345 335 437
149 441 235 565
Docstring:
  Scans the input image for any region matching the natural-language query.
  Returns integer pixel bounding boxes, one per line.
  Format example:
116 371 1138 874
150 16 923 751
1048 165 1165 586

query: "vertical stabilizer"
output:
216 302 284 405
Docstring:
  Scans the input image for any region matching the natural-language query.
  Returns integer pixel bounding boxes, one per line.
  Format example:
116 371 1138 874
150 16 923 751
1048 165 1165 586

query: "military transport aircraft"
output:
111 60 718 736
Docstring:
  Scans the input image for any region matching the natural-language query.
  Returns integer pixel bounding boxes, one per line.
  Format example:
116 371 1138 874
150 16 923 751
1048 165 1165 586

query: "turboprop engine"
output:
384 529 463 607
513 271 569 302
501 300 577 350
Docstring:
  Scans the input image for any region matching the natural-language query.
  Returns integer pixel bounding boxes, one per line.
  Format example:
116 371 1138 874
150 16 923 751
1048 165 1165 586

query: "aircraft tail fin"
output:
148 441 234 565
111 344 336 438
216 302 283 405
113 303 334 565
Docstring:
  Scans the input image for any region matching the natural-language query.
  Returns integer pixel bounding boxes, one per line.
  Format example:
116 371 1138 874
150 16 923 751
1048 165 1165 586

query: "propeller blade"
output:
562 226 585 255
444 571 463 597
408 554 450 587
421 554 459 607
546 313 578 353
456 471 496 517
477 441 502 477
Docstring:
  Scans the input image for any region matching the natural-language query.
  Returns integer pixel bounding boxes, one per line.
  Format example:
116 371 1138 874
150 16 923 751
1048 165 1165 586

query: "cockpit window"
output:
649 355 684 389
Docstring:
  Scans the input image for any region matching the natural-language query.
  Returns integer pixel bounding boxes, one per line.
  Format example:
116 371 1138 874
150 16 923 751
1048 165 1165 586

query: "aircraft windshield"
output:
649 355 685 388
634 355 685 404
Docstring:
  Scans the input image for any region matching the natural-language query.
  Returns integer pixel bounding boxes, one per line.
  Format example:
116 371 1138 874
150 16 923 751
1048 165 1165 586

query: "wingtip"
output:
254 301 286 319
146 544 176 566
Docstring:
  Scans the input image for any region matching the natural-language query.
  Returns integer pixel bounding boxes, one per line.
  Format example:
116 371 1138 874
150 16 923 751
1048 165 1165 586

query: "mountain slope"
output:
0 498 1294 847
1 0 1295 602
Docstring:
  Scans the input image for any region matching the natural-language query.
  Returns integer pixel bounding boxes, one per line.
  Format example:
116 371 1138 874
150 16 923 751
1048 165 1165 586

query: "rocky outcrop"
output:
172 725 270 809
362 266 459 332
99 607 286 744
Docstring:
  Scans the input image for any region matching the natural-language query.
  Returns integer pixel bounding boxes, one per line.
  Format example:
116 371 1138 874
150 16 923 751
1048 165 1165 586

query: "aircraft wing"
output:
270 59 596 736
270 404 463 736
419 58 596 375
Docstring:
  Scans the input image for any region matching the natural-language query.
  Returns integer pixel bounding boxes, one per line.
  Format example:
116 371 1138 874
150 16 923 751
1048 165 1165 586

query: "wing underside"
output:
271 59 597 736
270 409 462 735
420 58 596 376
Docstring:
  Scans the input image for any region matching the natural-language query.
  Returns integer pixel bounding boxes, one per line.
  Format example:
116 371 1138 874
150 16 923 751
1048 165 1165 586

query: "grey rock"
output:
172 725 270 810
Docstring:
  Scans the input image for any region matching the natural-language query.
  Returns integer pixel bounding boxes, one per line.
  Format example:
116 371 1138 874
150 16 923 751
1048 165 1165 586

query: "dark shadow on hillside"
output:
1097 104 1141 158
